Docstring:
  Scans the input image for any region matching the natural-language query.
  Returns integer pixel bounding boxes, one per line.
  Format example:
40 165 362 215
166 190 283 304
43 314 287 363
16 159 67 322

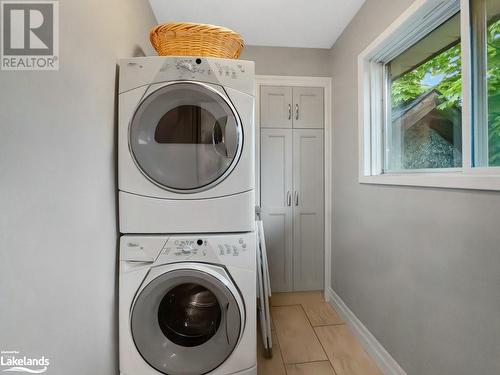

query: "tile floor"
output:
257 291 382 375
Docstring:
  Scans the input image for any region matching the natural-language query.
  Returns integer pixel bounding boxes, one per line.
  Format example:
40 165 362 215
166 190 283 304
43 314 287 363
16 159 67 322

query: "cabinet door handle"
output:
295 104 299 120
294 191 299 206
286 191 291 206
288 104 292 120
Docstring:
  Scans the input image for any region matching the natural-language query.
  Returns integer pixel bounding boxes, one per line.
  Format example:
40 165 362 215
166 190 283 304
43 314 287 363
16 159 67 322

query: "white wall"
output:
0 1 156 374
329 1 500 374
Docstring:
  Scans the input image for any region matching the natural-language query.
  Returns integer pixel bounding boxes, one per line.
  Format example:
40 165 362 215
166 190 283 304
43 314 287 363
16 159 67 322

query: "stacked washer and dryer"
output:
117 56 256 375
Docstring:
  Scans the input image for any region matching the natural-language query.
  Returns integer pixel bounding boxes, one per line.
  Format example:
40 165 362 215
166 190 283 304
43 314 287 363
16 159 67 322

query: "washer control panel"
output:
121 233 255 268
168 239 209 257
158 233 255 267
163 237 248 257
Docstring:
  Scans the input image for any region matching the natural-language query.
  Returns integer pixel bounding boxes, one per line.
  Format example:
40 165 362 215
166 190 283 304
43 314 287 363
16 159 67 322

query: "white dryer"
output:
118 56 255 234
119 232 256 375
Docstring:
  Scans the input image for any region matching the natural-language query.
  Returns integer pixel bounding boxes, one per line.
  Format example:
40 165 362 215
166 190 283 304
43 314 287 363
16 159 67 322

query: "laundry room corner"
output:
0 1 157 374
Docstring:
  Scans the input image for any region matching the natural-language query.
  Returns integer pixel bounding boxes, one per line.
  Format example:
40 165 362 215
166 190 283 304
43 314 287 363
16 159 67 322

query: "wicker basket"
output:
150 22 244 59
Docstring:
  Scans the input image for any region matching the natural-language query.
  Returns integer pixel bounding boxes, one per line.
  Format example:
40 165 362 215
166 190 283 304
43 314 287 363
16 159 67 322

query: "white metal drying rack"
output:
256 217 272 358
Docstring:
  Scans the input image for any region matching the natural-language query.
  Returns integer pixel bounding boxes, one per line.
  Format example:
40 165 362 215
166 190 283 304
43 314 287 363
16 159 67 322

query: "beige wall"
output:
329 1 500 374
0 1 156 374
241 45 331 76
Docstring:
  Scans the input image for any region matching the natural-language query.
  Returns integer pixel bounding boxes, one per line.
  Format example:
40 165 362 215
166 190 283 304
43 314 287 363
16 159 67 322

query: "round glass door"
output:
158 283 221 347
131 268 242 375
129 82 242 192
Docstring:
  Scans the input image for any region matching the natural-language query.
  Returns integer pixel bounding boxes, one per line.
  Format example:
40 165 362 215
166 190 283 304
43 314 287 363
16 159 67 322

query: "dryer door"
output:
129 82 243 193
131 265 243 375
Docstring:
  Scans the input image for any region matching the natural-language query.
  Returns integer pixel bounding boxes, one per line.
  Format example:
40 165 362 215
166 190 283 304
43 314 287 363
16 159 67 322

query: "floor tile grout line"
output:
274 294 345 327
257 325 288 375
312 326 340 375
269 304 288 373
268 292 381 375
297 299 340 375
284 359 336 366
301 300 341 375
271 292 342 375
312 322 346 328
284 361 339 375
272 303 304 308
281 298 333 375
272 304 305 371
274 302 328 366
299 302 316 330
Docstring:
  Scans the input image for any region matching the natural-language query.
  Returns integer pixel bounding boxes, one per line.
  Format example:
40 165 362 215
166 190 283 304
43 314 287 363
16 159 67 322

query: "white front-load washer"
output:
118 56 255 234
119 232 256 375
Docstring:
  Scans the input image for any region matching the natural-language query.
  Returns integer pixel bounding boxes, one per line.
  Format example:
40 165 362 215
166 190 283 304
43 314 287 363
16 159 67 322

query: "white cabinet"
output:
292 129 324 291
260 129 293 291
260 86 324 129
292 87 324 129
260 86 293 128
260 128 324 292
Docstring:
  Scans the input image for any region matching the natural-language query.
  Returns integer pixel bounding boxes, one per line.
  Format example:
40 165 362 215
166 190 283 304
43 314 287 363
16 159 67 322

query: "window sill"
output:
359 171 500 191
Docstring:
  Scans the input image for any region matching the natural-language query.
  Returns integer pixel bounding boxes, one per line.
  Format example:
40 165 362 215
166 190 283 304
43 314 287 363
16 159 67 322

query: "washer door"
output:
131 267 243 375
129 82 242 193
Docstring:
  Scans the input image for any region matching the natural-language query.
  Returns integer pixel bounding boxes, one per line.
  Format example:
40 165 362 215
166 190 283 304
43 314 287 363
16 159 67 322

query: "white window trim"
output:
358 0 500 191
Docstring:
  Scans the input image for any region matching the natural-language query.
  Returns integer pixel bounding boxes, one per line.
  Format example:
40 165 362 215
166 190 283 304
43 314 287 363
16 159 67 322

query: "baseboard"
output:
326 288 407 375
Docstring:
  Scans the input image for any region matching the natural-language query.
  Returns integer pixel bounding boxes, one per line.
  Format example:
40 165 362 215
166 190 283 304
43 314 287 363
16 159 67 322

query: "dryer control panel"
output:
172 57 247 81
118 56 255 96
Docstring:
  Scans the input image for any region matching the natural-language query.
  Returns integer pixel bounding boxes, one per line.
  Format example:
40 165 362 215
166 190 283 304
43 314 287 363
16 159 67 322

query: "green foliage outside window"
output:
487 18 500 165
391 19 500 166
391 43 462 111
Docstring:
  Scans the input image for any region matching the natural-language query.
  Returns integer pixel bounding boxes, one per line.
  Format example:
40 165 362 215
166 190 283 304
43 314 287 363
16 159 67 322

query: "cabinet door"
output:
260 129 293 292
292 129 324 291
260 86 293 128
292 87 324 129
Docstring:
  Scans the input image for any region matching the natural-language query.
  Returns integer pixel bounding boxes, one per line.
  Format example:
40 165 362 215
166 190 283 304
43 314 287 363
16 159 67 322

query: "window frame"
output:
358 0 500 191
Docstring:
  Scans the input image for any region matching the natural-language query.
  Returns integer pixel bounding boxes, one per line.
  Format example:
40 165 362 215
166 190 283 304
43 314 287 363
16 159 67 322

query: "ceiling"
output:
148 0 366 49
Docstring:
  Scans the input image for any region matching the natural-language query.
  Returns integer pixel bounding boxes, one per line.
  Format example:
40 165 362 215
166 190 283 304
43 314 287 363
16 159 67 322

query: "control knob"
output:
178 61 194 72
181 245 194 254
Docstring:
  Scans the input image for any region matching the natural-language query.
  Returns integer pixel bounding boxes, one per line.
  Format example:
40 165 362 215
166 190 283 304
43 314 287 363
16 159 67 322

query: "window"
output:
387 13 462 171
358 0 500 190
471 0 500 167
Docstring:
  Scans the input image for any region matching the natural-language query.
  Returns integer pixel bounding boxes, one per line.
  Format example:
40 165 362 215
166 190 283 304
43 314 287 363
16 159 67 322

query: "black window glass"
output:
154 105 228 145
